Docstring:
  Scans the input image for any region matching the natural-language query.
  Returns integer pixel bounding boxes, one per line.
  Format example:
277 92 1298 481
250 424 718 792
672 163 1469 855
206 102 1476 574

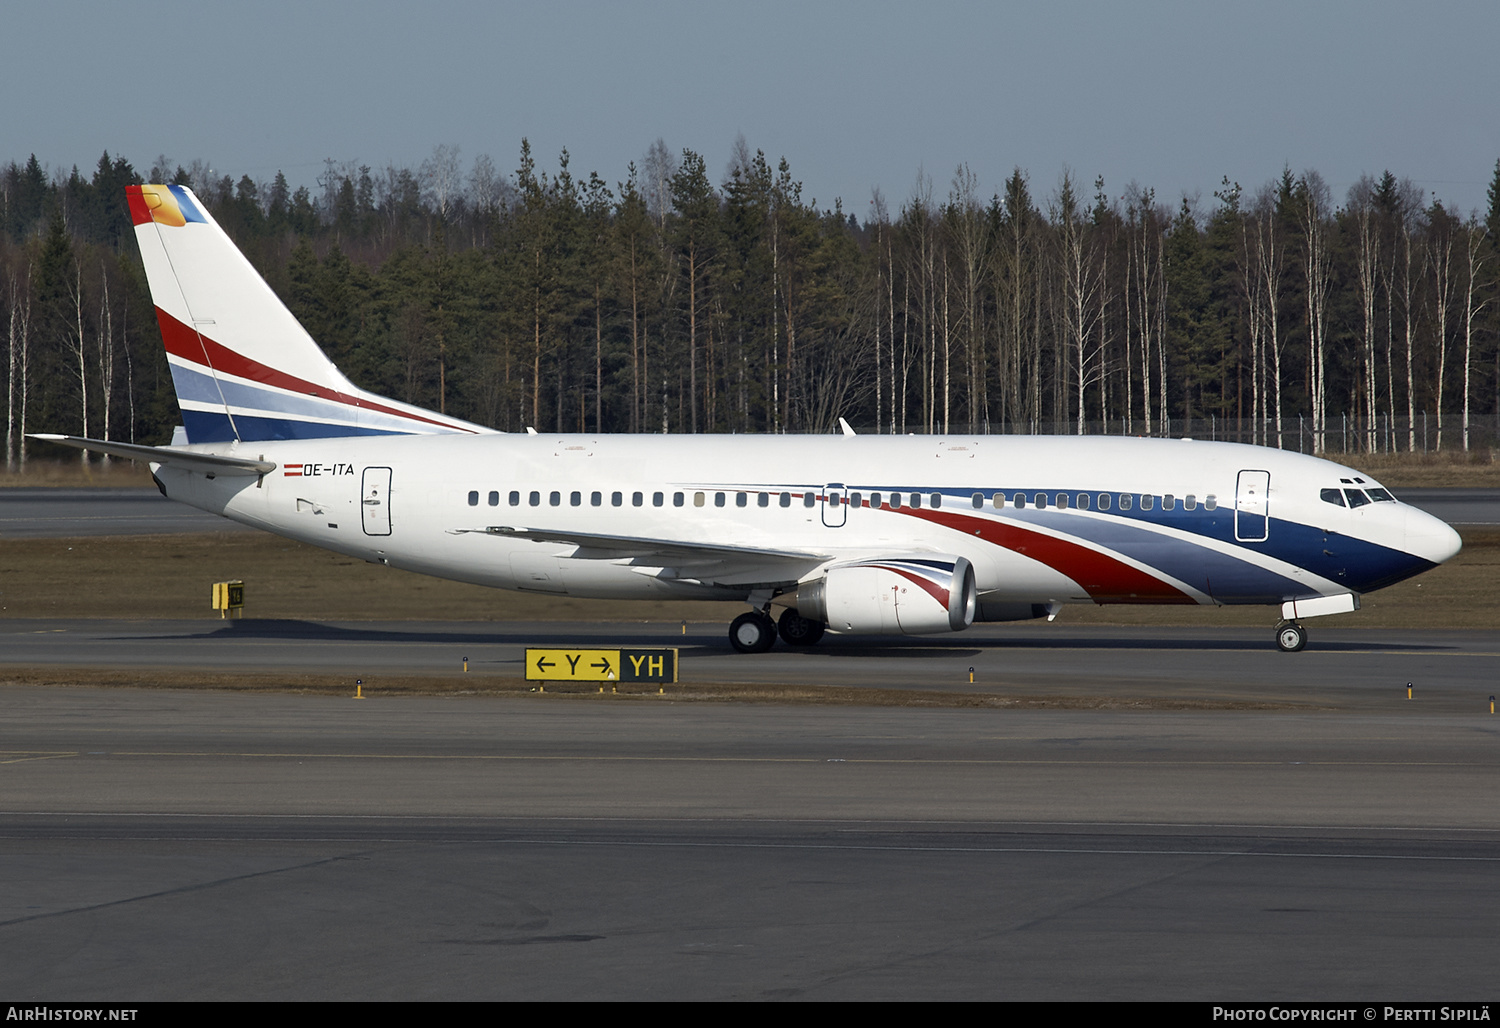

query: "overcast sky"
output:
5 0 1497 219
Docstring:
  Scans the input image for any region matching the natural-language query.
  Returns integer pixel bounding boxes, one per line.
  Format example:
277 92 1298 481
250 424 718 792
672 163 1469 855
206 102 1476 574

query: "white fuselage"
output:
153 432 1460 619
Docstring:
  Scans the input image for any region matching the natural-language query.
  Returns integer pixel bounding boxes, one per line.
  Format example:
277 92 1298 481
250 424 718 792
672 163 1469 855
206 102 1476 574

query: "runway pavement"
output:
0 684 1496 1001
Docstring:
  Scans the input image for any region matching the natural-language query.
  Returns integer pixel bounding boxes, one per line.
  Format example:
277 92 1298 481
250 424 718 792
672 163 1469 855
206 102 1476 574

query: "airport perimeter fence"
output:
854 413 1500 457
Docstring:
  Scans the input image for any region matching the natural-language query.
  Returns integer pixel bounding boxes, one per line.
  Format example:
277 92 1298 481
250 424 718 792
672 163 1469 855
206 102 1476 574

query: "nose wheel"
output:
1275 621 1308 653
729 610 777 653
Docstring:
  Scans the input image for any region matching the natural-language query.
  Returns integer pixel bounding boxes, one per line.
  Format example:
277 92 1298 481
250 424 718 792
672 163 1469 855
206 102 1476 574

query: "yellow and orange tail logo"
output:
127 184 207 227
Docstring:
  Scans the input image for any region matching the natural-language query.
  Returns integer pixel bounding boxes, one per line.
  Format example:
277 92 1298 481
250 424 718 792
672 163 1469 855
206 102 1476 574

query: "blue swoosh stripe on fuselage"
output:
780 484 1435 601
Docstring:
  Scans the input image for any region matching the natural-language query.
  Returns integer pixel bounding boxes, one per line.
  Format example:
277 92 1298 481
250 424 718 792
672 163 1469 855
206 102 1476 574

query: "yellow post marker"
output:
1490 695 1495 714
463 656 469 673
211 580 245 619
1407 682 1413 700
969 666 975 683
354 679 364 700
681 621 686 635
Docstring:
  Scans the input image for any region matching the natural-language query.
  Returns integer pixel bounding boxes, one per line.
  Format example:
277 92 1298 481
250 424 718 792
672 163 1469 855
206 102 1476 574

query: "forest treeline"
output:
4 142 1500 466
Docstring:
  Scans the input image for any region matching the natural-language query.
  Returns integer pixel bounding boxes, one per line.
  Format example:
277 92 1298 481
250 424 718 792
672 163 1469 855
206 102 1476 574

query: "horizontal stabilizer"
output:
28 435 276 476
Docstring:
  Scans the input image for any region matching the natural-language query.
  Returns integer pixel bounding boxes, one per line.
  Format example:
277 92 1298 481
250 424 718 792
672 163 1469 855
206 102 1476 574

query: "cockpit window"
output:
1344 489 1371 508
1367 488 1395 502
1320 488 1346 507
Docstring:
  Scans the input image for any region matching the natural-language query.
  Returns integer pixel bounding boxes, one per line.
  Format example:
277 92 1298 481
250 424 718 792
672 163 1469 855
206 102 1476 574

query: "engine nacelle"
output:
795 556 976 636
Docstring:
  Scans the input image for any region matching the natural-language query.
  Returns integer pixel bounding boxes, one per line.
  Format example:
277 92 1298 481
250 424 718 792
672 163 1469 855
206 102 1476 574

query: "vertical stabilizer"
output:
128 184 490 442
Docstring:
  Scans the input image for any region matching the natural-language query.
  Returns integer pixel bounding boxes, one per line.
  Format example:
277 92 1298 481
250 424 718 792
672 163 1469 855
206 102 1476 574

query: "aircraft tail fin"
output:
127 184 490 443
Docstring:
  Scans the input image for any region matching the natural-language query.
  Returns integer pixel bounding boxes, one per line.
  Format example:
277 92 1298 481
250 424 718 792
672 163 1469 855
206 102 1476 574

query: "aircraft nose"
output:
1404 505 1462 565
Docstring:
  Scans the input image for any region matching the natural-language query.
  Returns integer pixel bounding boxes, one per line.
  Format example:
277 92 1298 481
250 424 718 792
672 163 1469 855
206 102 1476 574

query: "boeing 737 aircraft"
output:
36 185 1462 653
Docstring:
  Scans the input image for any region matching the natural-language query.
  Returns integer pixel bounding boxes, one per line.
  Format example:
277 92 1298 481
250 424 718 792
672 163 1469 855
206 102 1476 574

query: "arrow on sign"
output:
535 656 555 672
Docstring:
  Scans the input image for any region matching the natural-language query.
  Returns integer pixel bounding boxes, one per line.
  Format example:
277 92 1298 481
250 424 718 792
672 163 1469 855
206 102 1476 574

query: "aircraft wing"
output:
29 435 276 476
454 525 830 586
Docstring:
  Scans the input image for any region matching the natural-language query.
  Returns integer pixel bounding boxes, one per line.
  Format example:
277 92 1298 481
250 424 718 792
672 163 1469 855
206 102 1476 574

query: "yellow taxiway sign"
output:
525 647 678 683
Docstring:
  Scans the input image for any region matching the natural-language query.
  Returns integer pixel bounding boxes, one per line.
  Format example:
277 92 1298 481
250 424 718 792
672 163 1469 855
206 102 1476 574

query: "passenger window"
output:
735 492 747 508
509 490 520 506
871 492 882 508
632 491 643 507
850 492 862 508
780 493 791 508
1184 494 1197 510
468 490 479 506
695 492 706 507
758 492 769 507
611 491 622 507
972 493 984 509
1163 494 1175 510
590 491 602 507
804 493 816 508
1119 494 1133 510
488 490 499 507
1098 494 1111 510
550 491 562 506
570 491 582 506
653 492 665 507
1204 495 1217 510
1140 494 1153 511
673 492 684 506
1014 494 1026 509
889 493 901 509
1035 494 1047 509
714 492 726 507
1321 488 1346 507
930 493 941 509
1345 489 1371 508
910 493 922 509
1056 493 1069 509
1076 493 1089 510
529 490 541 506
993 493 1005 509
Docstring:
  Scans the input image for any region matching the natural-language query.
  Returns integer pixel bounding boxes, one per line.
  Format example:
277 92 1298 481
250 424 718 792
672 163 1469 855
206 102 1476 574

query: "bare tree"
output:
1296 172 1334 452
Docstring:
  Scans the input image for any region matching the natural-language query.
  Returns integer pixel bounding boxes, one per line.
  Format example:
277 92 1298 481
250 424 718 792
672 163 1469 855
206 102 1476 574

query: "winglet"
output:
839 418 856 437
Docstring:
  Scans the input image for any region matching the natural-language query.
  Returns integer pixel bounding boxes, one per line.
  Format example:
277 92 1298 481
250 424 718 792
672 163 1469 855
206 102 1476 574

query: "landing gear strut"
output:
1275 620 1308 653
777 608 825 647
729 610 777 653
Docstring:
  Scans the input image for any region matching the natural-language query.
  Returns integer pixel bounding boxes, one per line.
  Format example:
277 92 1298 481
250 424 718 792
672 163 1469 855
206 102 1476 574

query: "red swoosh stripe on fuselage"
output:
154 307 476 435
901 506 1195 604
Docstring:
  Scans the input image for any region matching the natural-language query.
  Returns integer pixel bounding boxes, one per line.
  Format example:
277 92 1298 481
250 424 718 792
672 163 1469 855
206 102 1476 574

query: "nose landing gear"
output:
1275 620 1308 653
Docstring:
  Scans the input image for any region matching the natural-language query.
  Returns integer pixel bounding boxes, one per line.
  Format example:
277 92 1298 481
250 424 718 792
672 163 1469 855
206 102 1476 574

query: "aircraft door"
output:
1235 470 1270 542
822 482 847 528
361 466 392 536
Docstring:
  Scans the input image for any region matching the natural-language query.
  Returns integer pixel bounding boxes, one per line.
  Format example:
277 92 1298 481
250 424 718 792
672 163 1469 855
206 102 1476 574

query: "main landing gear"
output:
1275 620 1308 653
727 607 827 653
729 610 777 653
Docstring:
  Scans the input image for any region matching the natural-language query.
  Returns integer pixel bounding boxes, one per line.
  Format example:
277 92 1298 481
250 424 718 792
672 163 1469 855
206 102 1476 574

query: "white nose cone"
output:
1404 506 1462 566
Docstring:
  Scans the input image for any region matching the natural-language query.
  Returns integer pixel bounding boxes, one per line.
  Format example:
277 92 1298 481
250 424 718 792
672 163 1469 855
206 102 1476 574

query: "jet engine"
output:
792 556 976 635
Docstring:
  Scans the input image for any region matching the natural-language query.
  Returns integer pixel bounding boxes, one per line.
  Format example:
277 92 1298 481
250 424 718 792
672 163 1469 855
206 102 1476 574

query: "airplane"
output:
35 184 1462 654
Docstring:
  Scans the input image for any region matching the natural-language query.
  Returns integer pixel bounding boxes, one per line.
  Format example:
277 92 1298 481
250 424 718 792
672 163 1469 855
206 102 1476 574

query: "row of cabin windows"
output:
970 491 1214 511
465 488 1217 512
